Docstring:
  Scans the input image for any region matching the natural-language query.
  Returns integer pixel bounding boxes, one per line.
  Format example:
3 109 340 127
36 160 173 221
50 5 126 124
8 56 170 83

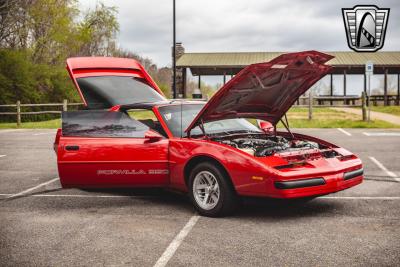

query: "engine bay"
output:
213 134 330 157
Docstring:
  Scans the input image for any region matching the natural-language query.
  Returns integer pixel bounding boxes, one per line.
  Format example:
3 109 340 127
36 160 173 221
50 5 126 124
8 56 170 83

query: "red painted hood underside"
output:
186 51 333 132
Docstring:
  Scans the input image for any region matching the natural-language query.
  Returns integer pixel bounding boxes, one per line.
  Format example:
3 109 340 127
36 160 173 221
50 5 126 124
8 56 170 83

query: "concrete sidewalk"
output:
332 107 400 125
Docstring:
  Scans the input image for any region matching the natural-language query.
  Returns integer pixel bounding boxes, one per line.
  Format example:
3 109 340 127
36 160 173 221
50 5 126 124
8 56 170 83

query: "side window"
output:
128 109 168 137
62 110 149 138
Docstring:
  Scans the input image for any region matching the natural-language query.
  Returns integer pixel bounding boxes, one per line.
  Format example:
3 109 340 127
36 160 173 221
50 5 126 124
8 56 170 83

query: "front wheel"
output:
189 162 237 217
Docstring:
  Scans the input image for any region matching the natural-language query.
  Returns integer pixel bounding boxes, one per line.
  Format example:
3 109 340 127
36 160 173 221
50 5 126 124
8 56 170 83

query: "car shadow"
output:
79 188 196 213
3 187 340 219
234 197 340 220
81 189 339 219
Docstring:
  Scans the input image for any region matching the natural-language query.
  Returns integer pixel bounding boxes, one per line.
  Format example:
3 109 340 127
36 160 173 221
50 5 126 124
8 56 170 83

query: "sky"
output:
79 0 400 92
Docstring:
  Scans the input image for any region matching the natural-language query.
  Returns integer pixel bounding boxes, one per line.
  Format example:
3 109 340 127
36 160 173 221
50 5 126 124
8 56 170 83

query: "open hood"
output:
66 57 166 109
186 51 333 133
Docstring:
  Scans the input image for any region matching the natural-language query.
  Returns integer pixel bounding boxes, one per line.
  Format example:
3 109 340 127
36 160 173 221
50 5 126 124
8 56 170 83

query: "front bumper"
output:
270 168 363 199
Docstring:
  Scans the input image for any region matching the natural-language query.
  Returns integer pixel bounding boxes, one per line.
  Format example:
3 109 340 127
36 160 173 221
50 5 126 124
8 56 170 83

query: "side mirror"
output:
257 120 274 134
144 130 163 142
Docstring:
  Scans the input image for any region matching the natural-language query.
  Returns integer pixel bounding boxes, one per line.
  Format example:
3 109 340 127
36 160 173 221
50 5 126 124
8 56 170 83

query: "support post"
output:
384 69 388 106
343 70 347 104
364 73 367 93
182 68 187 98
398 74 400 106
223 73 226 84
63 99 68 112
330 74 333 105
364 73 368 106
361 91 367 121
198 75 201 90
16 100 21 127
308 89 313 120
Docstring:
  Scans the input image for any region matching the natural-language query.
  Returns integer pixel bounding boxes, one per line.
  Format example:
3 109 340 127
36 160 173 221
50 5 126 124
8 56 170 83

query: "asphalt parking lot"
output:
0 128 399 266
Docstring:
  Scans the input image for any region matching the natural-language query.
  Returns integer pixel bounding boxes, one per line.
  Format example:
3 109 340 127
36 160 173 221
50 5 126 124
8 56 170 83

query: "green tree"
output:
0 0 173 110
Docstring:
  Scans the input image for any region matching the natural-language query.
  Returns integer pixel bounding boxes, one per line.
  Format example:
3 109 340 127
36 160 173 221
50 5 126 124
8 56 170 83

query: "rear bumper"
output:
270 168 363 199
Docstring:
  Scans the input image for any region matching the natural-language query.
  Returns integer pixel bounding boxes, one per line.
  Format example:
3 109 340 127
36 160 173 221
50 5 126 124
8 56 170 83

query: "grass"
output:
0 110 152 129
366 106 400 116
0 107 398 129
0 119 61 129
279 107 400 128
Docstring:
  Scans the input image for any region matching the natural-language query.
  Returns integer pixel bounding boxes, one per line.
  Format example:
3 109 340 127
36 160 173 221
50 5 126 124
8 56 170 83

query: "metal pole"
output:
172 0 176 99
367 73 371 122
182 68 187 98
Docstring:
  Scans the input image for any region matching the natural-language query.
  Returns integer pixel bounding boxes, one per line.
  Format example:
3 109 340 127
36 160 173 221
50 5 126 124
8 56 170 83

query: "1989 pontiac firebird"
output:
55 51 363 217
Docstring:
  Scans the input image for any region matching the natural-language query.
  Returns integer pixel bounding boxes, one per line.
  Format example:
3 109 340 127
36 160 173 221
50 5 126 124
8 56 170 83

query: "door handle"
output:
65 145 80 151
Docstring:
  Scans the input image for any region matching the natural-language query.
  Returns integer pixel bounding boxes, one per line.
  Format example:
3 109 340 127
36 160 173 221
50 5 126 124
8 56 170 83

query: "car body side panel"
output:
57 137 169 188
168 138 279 195
167 133 363 198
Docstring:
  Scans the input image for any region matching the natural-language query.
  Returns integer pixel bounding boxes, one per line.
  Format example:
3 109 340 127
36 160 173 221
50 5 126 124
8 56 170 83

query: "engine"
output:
215 135 319 157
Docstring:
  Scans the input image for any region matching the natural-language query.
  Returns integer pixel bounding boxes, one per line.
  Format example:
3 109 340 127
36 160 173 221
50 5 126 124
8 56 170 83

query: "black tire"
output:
188 162 237 217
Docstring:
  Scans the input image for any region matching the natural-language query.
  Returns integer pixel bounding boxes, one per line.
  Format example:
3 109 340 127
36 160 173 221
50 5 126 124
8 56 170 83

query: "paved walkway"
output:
332 107 400 125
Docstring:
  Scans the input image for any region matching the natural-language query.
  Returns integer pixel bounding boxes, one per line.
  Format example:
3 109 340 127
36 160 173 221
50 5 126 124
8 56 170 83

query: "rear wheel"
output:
189 162 237 217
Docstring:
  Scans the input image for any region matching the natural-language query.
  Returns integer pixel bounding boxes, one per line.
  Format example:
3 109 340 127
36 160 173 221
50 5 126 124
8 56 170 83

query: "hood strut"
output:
280 113 294 139
198 119 208 140
188 119 208 139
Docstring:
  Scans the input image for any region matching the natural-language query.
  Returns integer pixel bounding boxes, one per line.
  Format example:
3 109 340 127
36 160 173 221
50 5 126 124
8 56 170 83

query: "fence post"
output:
16 100 21 127
361 92 367 121
308 90 313 120
63 99 68 112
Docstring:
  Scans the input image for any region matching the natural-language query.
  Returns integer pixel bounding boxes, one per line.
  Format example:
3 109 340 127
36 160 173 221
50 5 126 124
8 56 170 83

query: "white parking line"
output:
1 193 400 200
0 129 23 134
363 132 400 136
369 157 400 182
6 177 60 199
0 193 154 198
0 155 6 158
32 194 158 198
153 215 200 267
321 196 400 200
33 132 55 136
337 128 351 136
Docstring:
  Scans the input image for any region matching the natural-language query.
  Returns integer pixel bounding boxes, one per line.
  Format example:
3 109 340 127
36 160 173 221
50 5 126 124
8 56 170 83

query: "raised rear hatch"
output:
66 57 166 109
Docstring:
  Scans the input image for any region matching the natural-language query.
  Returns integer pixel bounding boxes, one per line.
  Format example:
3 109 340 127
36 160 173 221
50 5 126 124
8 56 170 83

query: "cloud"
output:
80 0 400 67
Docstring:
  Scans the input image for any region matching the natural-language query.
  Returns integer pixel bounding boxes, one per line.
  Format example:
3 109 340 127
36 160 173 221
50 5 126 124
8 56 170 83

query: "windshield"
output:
158 104 262 137
76 76 166 109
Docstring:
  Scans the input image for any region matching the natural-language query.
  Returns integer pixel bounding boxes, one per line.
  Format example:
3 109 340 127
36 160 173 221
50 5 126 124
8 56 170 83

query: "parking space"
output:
0 129 399 266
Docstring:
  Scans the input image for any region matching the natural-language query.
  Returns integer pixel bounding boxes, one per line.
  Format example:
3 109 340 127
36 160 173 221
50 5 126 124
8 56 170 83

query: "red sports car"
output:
55 51 363 217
